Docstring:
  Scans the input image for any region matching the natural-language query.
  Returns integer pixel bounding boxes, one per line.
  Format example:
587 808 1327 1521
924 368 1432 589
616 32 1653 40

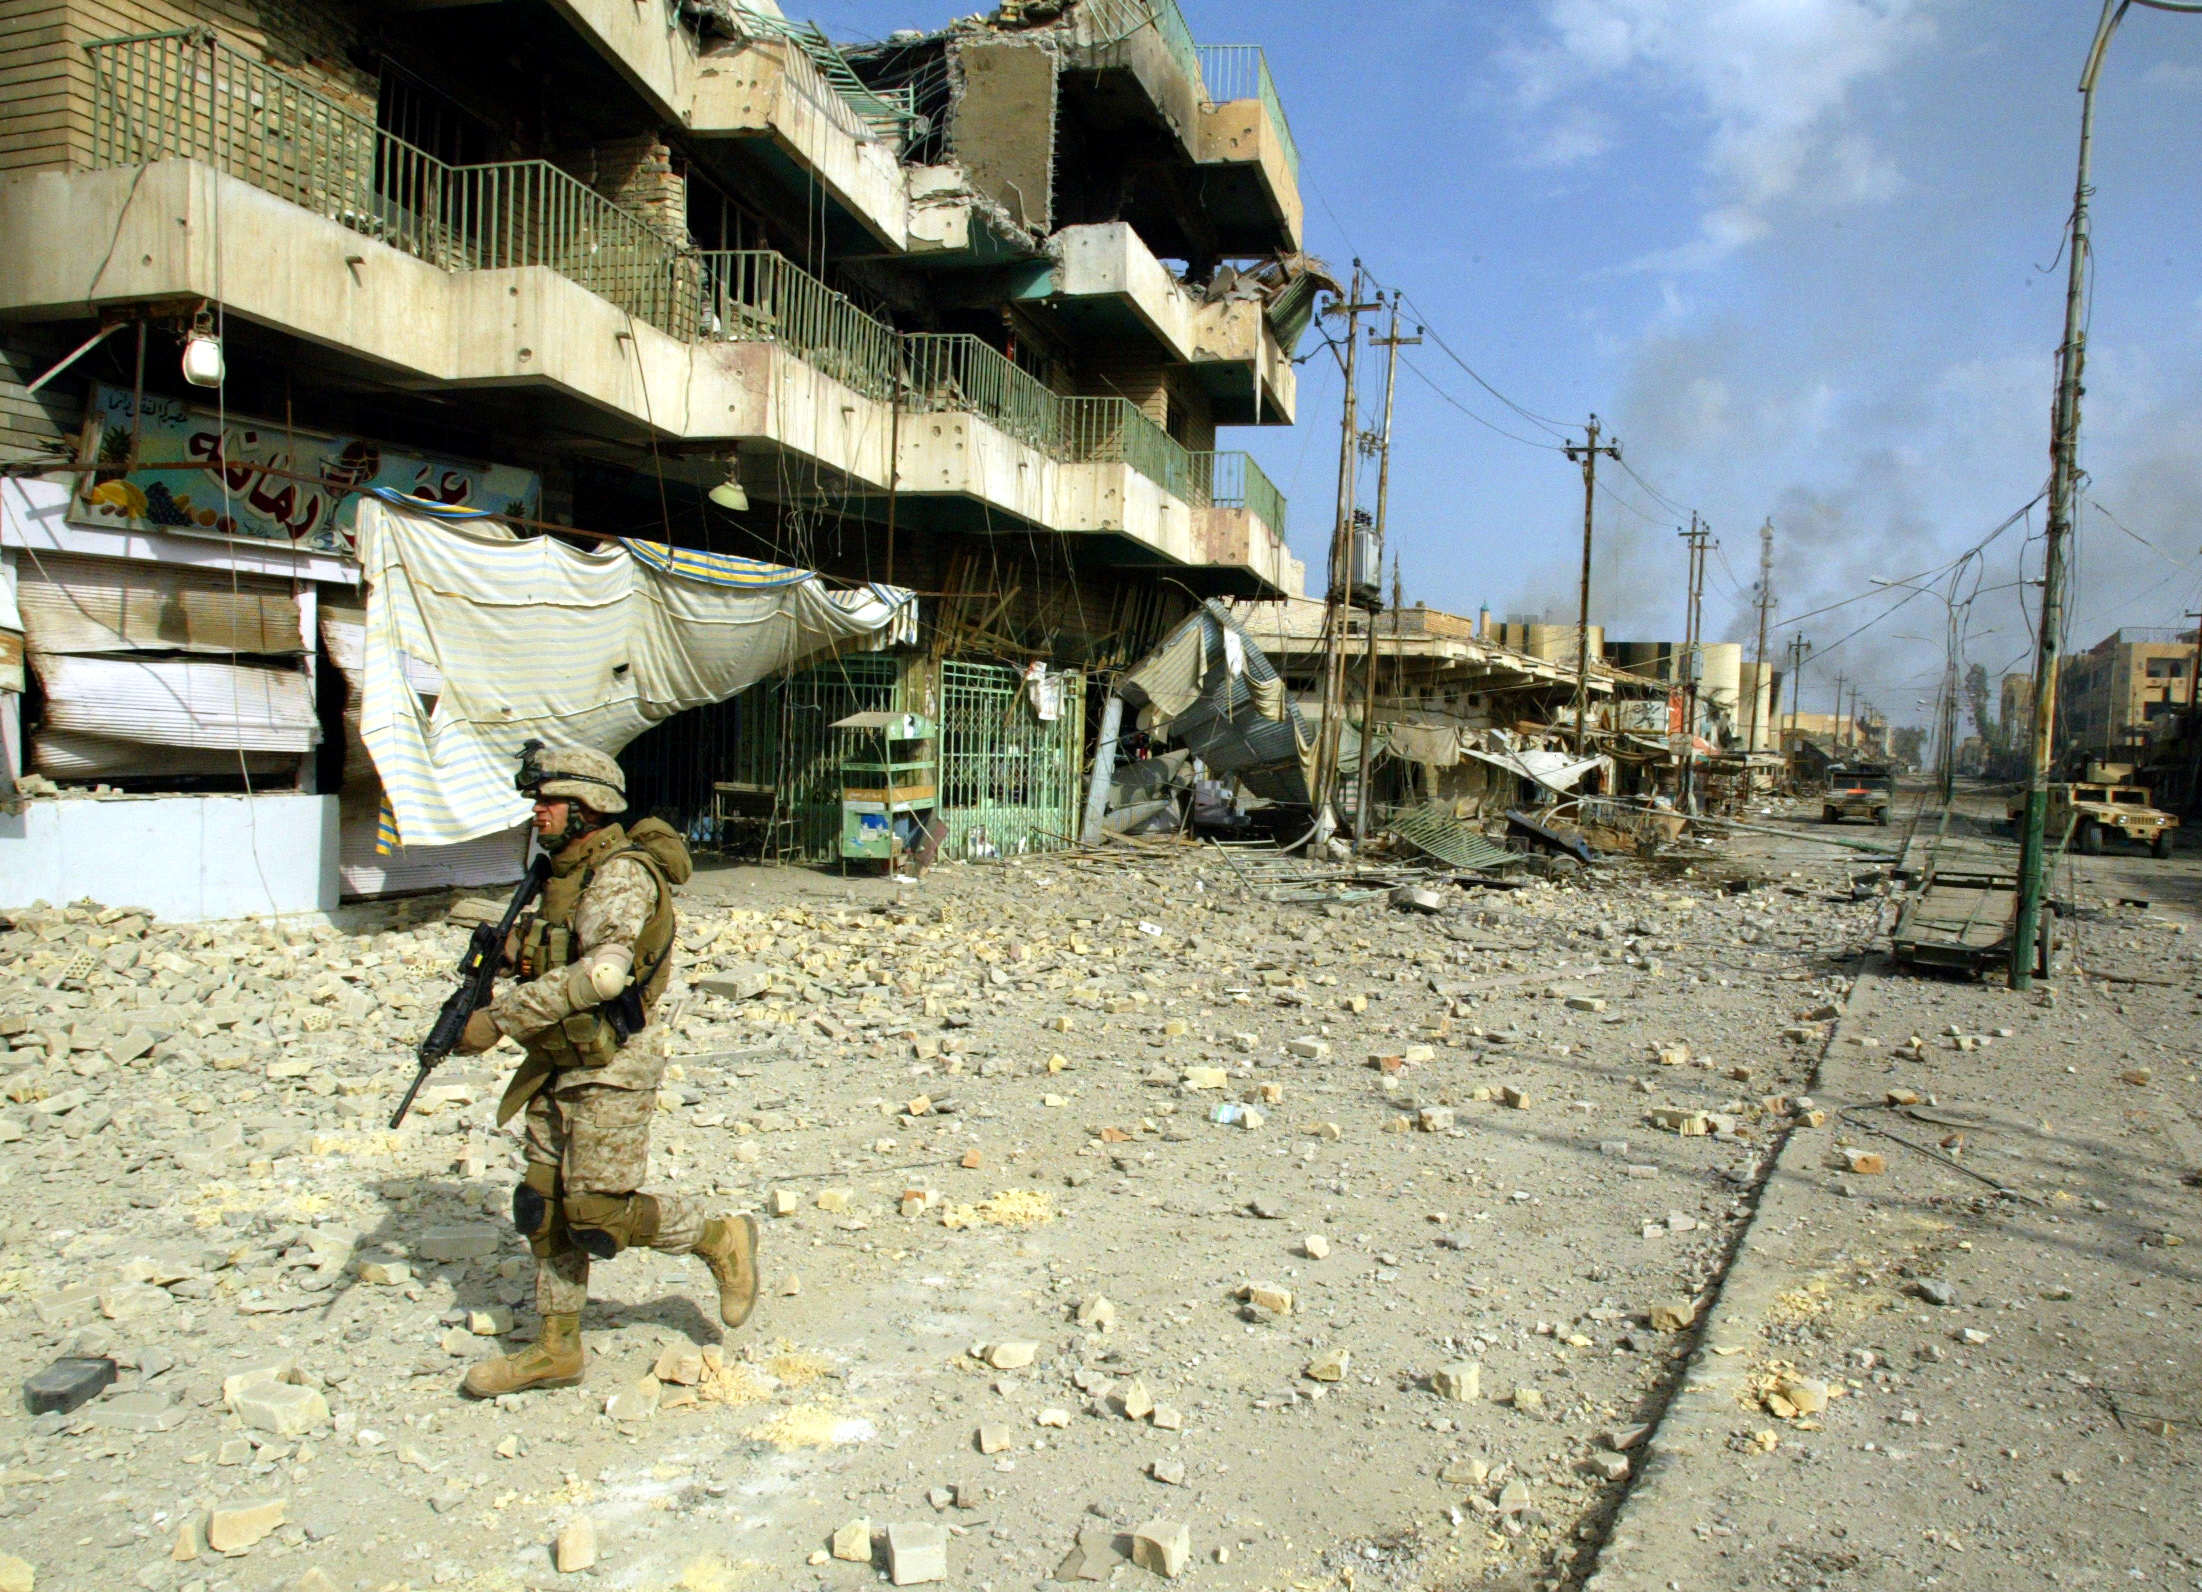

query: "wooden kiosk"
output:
831 710 936 867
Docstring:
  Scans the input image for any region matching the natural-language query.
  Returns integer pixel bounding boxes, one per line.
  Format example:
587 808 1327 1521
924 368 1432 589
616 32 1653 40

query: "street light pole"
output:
1873 567 1974 807
2011 0 2202 990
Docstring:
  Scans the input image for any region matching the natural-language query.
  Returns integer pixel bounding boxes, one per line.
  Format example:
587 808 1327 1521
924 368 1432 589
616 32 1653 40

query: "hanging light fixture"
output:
180 306 224 388
706 447 748 512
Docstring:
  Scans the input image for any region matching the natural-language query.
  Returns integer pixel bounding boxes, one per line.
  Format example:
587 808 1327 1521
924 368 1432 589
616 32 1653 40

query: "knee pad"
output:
514 1164 561 1258
563 1191 661 1259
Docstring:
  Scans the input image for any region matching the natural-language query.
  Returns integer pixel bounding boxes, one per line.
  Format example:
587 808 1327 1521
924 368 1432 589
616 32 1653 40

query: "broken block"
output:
1304 1347 1349 1382
831 1519 873 1562
554 1517 597 1573
885 1521 948 1585
229 1381 328 1437
1131 1520 1191 1579
1432 1360 1481 1401
207 1498 286 1555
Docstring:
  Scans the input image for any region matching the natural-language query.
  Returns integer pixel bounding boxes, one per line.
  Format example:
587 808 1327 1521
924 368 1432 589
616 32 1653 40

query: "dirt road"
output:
0 786 2191 1592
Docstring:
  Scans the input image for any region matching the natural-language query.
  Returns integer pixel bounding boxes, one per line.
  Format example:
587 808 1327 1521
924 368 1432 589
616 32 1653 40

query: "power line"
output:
1396 354 1563 451
1395 291 1574 437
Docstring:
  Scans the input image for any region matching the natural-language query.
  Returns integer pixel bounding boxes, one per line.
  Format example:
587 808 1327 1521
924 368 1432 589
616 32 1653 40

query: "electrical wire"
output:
1394 291 1574 438
1395 354 1560 451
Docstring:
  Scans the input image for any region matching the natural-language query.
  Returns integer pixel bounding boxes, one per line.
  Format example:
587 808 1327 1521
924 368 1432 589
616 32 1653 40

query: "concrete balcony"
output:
1195 88 1305 260
1035 223 1295 426
542 0 974 258
0 159 1296 596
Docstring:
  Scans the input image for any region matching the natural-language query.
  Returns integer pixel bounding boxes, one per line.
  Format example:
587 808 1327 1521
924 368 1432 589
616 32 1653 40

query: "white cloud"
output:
1506 0 1935 263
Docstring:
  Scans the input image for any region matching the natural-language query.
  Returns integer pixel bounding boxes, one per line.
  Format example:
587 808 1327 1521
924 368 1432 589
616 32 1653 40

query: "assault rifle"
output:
390 854 551 1128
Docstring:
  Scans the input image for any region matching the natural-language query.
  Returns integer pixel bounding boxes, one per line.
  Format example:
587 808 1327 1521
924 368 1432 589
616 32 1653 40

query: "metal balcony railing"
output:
1083 0 1206 96
1193 450 1285 534
1062 397 1195 505
693 251 900 398
1195 44 1300 178
87 30 692 336
901 332 1060 453
83 32 1287 552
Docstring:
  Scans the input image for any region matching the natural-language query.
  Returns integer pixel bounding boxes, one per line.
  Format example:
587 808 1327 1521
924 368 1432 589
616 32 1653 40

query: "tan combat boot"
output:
461 1312 584 1397
695 1214 761 1329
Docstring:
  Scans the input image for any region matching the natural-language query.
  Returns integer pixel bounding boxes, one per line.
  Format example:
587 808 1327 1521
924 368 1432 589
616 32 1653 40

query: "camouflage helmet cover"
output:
515 740 627 816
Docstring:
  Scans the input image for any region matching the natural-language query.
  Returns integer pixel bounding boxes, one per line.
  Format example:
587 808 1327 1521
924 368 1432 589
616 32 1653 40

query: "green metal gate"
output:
936 659 1085 859
732 655 906 861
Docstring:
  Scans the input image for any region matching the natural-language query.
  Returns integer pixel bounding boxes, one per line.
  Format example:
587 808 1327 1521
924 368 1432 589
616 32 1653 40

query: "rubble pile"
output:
0 846 1882 1589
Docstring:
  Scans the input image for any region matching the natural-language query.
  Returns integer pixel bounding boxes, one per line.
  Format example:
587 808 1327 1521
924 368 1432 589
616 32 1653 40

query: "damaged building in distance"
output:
0 0 1315 911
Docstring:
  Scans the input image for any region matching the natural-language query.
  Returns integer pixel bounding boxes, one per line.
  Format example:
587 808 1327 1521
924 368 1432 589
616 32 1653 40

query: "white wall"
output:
0 793 339 921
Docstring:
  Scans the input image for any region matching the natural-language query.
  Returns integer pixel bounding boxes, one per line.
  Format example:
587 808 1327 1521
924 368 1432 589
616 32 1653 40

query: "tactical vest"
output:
517 819 681 1068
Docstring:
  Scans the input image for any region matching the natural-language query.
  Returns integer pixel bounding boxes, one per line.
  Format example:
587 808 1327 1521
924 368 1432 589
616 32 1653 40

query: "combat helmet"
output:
514 739 627 816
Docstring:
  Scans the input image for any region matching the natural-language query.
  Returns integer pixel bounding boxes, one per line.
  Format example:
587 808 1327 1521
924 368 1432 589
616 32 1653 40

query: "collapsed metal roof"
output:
1117 599 1311 806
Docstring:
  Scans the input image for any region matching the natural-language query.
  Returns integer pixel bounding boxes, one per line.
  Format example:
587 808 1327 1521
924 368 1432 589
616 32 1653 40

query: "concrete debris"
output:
554 1516 597 1573
831 1518 873 1562
1304 1347 1350 1382
4 787 2124 1591
1132 1519 1191 1578
885 1521 948 1584
1432 1360 1481 1401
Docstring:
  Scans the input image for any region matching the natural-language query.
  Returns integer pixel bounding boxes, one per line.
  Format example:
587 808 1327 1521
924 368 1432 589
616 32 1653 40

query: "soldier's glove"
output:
457 1010 501 1054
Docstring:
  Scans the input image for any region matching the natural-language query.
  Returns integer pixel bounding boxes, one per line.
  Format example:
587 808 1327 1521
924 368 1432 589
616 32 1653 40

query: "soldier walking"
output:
453 743 759 1396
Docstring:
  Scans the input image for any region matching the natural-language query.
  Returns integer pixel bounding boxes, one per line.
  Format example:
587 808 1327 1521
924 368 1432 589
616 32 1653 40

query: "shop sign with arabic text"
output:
71 384 539 556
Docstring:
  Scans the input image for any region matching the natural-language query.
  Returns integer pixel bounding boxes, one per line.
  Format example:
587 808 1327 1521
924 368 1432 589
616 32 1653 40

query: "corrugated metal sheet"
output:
1387 802 1521 872
16 551 303 656
31 729 294 780
320 606 444 696
1119 600 1311 806
31 653 317 753
321 605 443 798
337 795 527 897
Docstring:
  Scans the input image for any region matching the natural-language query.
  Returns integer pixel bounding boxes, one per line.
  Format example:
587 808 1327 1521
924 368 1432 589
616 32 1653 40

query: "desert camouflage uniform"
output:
489 823 699 1318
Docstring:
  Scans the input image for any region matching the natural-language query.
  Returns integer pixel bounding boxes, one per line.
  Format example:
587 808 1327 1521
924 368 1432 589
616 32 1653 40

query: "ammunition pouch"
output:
516 923 572 983
557 1009 620 1068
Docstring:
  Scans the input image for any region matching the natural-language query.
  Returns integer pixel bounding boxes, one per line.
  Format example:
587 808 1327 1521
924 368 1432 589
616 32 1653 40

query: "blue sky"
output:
814 0 2202 732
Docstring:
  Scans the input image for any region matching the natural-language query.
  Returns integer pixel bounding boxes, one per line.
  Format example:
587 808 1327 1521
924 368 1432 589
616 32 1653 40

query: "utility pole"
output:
1354 299 1420 849
1677 516 1712 811
2182 609 2201 818
1563 416 1621 756
2013 0 2201 988
1311 263 1383 833
1746 520 1774 761
1832 673 1847 751
1785 633 1812 786
1938 584 1964 805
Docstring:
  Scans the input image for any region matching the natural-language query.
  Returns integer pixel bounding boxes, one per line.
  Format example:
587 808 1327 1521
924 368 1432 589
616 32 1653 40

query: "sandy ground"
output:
1587 787 2202 1592
0 784 2191 1592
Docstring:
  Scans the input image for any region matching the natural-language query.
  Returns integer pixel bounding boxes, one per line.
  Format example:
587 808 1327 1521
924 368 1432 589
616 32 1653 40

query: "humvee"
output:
2009 783 2178 858
1822 763 1893 826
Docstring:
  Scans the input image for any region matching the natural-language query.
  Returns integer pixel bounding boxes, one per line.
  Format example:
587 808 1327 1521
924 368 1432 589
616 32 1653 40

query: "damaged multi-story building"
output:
0 0 1319 913
1220 597 1667 823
